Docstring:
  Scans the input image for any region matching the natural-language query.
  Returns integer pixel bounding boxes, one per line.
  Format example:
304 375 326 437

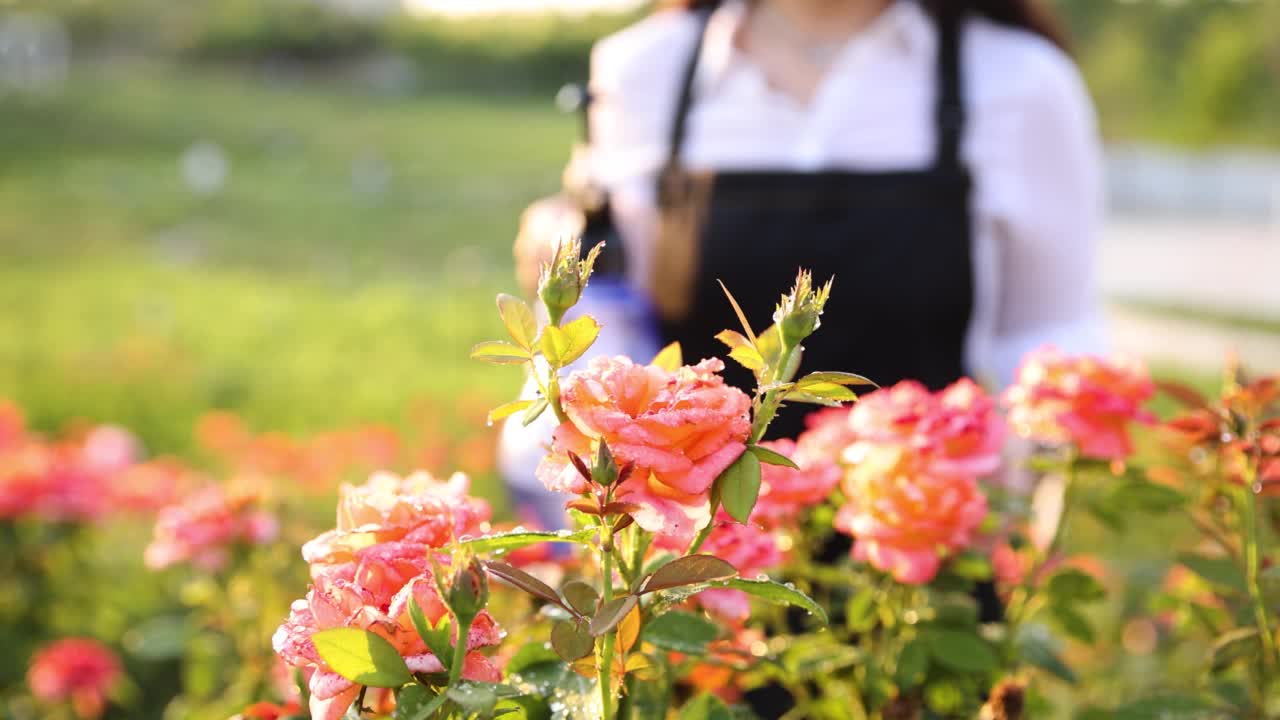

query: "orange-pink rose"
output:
836 445 988 583
144 484 278 572
302 471 491 566
1003 345 1155 461
750 438 841 529
275 542 503 720
829 379 1003 584
537 356 751 545
847 379 1005 478
27 638 121 719
696 510 785 622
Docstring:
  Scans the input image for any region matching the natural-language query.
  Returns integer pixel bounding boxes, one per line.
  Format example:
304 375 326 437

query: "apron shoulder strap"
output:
933 7 966 170
665 8 714 174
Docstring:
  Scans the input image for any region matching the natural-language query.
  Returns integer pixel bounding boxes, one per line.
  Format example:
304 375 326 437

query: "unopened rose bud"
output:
447 556 489 625
538 238 602 326
774 270 833 350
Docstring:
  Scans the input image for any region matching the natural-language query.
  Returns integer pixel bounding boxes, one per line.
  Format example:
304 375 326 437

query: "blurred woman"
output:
516 0 1104 436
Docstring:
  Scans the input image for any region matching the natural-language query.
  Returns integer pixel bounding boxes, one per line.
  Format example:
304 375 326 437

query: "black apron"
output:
656 5 974 441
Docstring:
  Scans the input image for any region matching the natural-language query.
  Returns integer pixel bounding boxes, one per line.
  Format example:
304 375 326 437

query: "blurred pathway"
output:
1100 219 1280 372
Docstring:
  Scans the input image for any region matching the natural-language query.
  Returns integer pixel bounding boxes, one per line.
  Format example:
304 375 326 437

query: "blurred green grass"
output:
0 60 572 484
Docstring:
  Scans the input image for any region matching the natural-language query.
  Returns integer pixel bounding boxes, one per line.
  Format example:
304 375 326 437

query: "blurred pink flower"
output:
751 438 840 529
827 379 1002 584
301 471 491 567
794 406 857 463
696 512 785 622
537 356 751 546
836 445 988 583
27 638 121 719
847 379 1004 478
1003 345 1155 460
274 553 503 720
144 485 278 572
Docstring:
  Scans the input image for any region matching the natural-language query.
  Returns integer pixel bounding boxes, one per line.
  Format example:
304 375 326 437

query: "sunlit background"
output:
1 0 1278 717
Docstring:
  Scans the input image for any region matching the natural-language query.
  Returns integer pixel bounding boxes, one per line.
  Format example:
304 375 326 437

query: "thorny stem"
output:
1005 455 1077 661
598 518 617 720
448 614 473 689
1240 456 1277 673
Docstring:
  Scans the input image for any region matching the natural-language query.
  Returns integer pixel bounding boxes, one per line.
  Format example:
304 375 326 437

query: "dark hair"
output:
658 0 1069 51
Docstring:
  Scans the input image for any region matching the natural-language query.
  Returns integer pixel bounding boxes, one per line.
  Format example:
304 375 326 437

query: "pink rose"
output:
144 484 278 572
827 379 1003 584
847 379 1004 478
1003 345 1155 461
302 471 491 566
835 445 988 584
695 512 785 622
274 545 503 720
751 438 841 529
27 638 121 719
537 356 751 546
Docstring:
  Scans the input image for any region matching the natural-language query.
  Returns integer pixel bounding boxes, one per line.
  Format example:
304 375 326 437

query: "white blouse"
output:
585 0 1106 387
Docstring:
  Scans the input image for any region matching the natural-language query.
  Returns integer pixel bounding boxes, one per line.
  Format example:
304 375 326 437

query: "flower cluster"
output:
820 379 1005 583
695 438 841 621
0 402 161 522
537 356 752 546
26 638 121 719
274 471 503 720
144 484 279 572
1003 345 1155 460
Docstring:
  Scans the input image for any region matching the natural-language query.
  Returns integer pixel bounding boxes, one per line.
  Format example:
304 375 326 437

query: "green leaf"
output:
1016 625 1077 685
642 611 720 654
505 642 560 676
497 293 538 349
947 552 993 582
521 398 550 426
487 399 534 426
795 371 877 388
560 581 600 618
642 555 737 594
923 680 966 715
540 316 601 366
845 586 877 633
395 684 447 720
717 281 757 346
1106 481 1187 514
1050 603 1095 644
680 692 735 720
728 345 766 373
895 637 930 689
651 342 683 371
594 440 619 485
923 627 998 673
482 560 565 608
470 341 532 365
446 681 500 716
715 577 828 625
1045 568 1106 604
786 382 858 403
1208 627 1260 673
550 620 594 662
1113 695 1222 720
311 628 412 688
462 529 594 554
748 443 799 469
717 450 762 524
408 598 452 672
590 595 638 636
932 594 979 628
780 392 844 408
1177 553 1246 593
